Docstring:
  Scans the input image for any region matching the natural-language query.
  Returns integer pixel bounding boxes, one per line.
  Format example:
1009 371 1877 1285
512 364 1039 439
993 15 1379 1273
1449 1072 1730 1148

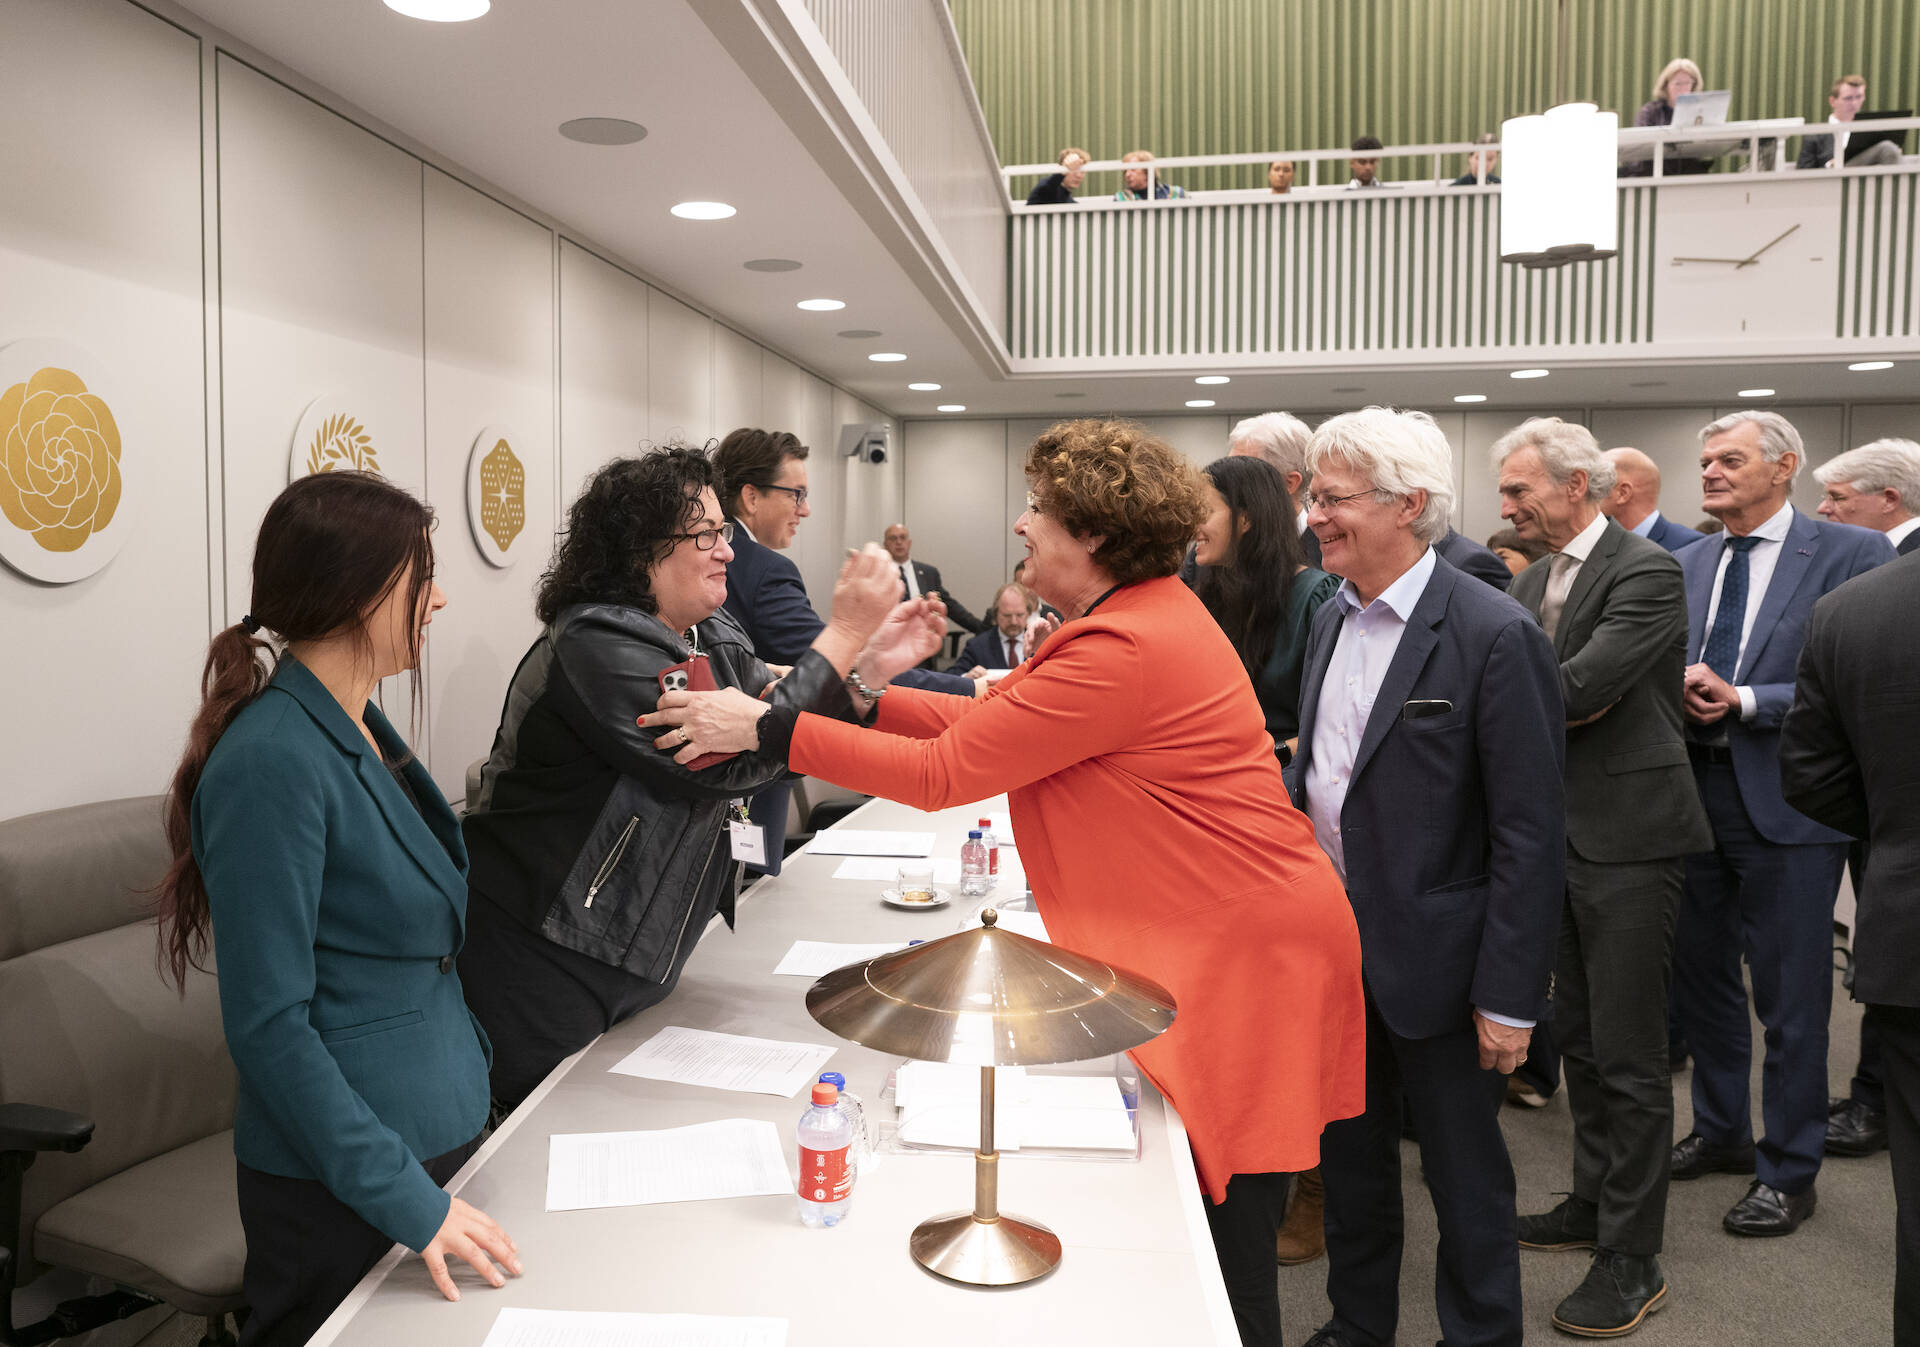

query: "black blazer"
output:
1292 555 1566 1038
1436 528 1513 591
899 560 984 632
1782 552 1920 1007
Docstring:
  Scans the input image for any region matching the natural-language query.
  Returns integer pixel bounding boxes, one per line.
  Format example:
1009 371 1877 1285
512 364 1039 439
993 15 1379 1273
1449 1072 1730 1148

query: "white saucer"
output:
881 886 952 910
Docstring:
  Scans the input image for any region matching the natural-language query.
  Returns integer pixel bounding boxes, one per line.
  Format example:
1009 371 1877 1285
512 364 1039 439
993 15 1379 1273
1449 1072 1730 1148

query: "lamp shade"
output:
1501 103 1619 268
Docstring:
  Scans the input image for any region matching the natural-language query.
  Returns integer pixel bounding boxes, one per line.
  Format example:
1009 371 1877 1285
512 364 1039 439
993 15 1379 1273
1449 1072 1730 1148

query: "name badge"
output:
729 820 768 866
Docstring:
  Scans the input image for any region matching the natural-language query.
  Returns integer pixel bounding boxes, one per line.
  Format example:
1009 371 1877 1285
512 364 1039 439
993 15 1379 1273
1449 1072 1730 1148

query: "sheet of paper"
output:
829 855 961 885
482 1307 787 1347
893 1062 1133 1152
772 940 908 977
806 829 935 858
609 1026 835 1097
1020 1076 1139 1152
545 1119 791 1211
987 907 1049 942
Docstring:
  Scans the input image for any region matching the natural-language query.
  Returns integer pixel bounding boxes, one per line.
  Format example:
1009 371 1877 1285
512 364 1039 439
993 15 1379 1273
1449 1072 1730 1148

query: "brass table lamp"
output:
806 908 1176 1286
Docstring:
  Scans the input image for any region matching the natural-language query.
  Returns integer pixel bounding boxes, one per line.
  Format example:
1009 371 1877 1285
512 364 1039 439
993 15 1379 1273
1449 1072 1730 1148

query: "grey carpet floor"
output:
1277 973 1895 1344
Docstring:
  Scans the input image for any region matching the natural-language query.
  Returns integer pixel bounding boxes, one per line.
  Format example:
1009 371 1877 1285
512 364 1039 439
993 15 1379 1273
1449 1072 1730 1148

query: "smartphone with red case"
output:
650 655 738 770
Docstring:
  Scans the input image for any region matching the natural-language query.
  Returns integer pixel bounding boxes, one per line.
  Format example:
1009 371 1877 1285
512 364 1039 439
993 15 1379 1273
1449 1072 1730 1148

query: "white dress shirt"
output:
1544 512 1609 614
1887 516 1920 551
899 562 921 600
1296 505 1311 537
1701 500 1797 720
1629 510 1661 539
1827 113 1851 168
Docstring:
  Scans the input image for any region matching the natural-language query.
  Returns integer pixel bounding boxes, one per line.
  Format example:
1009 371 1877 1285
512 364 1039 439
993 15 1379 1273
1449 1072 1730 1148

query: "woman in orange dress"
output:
648 421 1365 1346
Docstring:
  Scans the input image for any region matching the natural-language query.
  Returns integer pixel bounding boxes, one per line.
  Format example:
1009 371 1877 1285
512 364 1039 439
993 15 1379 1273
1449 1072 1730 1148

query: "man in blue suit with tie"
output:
1669 410 1896 1237
1603 447 1707 553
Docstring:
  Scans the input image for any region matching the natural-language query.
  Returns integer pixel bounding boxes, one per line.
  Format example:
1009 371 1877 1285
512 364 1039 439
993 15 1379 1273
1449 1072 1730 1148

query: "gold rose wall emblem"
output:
477 438 525 552
0 366 124 554
305 412 378 475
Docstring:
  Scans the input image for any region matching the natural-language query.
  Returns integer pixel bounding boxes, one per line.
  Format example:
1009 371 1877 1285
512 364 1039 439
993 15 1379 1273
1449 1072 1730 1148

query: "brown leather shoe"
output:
1276 1166 1326 1265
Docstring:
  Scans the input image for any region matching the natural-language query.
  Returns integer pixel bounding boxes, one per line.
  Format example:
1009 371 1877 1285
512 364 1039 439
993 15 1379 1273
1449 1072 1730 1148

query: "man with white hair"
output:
1292 407 1564 1347
1230 411 1320 564
1816 437 1920 556
1494 418 1709 1337
1669 410 1896 1237
1601 447 1706 553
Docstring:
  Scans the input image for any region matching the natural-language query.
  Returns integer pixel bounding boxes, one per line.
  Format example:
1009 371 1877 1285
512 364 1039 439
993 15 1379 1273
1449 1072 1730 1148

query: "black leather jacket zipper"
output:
665 827 724 969
584 816 639 909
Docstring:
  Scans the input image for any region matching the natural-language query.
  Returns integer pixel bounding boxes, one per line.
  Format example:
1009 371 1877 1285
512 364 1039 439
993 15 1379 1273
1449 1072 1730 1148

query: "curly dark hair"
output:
715 428 808 517
536 445 719 624
1025 419 1209 584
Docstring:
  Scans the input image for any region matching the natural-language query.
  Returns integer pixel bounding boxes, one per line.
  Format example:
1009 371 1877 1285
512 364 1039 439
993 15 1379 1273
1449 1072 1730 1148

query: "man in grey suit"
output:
1602 447 1707 553
1494 419 1711 1337
1782 551 1920 1342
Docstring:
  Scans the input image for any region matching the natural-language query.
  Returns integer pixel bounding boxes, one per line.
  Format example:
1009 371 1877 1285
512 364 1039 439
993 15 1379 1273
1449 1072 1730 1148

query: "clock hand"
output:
1736 223 1801 269
1671 256 1746 264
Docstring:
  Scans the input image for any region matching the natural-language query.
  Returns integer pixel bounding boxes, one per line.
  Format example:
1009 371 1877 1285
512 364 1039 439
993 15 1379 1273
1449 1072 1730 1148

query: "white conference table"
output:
312 795 1236 1347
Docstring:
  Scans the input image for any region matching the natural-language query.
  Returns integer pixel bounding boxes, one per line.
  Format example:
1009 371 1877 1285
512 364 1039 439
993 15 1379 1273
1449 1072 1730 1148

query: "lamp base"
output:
909 1210 1062 1286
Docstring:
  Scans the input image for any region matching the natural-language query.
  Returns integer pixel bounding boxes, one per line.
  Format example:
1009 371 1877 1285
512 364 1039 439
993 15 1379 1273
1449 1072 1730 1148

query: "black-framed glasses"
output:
760 483 809 506
672 521 735 551
1304 488 1387 514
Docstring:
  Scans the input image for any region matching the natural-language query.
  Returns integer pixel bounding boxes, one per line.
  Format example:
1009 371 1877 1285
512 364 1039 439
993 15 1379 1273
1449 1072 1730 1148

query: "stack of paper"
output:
771 940 908 977
482 1308 786 1347
609 1027 835 1097
545 1119 791 1211
893 1061 1134 1152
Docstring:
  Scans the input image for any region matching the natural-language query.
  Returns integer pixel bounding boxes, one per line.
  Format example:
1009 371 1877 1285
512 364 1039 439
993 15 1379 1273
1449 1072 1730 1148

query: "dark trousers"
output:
1321 993 1521 1347
235 1136 479 1347
1201 1171 1292 1347
1512 1016 1561 1098
1877 1005 1920 1346
1555 851 1683 1254
1856 1005 1889 1113
1674 761 1847 1194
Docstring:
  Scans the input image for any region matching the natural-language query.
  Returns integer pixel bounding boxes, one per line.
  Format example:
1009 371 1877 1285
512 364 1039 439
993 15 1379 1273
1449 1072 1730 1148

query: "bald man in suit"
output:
1603 448 1706 554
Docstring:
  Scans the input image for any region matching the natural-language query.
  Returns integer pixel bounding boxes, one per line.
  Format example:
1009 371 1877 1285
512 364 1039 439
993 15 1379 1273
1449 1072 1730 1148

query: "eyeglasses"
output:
1304 489 1387 514
760 483 808 506
672 521 735 551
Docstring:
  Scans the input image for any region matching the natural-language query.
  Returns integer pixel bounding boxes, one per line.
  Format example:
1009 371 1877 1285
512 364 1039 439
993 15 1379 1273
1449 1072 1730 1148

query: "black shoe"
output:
1550 1249 1668 1337
1723 1180 1816 1236
1300 1327 1364 1347
1669 1132 1756 1181
1825 1097 1889 1157
1519 1193 1600 1251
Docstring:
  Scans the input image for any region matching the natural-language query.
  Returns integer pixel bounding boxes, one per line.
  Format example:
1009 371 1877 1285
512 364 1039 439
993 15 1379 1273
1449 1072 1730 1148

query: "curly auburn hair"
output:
536 444 718 624
1024 419 1208 584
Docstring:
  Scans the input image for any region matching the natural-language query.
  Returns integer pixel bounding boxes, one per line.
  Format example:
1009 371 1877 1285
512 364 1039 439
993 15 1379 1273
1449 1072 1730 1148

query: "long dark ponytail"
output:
154 471 435 990
1190 455 1306 676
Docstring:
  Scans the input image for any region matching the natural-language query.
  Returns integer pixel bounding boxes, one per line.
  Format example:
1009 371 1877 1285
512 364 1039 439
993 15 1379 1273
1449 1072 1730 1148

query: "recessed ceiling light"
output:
1510 368 1550 380
937 404 966 413
1738 387 1776 398
558 117 646 145
1195 375 1231 385
907 382 941 391
744 258 802 272
1185 399 1216 408
383 0 488 19
796 298 845 311
868 352 908 362
1453 394 1488 403
1848 360 1894 372
670 201 735 220
838 329 881 339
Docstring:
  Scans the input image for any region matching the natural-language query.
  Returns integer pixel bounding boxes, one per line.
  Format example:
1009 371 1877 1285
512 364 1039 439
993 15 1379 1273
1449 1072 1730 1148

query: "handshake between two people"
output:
643 542 950 765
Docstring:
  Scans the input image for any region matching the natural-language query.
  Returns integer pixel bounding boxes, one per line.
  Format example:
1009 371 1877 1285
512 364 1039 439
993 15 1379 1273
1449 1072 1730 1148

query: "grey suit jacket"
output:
1510 520 1711 863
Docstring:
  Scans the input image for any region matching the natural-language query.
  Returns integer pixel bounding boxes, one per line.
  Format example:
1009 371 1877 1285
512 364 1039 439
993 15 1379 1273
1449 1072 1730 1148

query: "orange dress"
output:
788 576 1365 1203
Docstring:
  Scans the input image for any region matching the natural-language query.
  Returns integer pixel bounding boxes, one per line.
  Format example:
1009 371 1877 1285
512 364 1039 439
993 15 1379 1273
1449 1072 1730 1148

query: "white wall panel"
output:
762 355 836 612
558 242 649 502
710 326 765 435
1847 403 1920 446
422 168 555 799
0 0 205 815
836 389 902 552
1588 406 1718 531
647 291 714 447
903 418 1007 626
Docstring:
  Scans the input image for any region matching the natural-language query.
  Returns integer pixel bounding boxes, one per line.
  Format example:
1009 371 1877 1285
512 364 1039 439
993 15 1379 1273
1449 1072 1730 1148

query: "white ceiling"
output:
175 1 1917 421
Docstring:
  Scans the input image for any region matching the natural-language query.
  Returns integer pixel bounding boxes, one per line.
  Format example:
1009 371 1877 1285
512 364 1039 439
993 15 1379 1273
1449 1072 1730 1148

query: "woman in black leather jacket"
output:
458 446 941 1109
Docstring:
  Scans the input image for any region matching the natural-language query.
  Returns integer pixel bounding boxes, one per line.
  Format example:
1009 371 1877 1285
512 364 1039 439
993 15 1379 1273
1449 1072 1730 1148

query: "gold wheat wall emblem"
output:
306 413 377 475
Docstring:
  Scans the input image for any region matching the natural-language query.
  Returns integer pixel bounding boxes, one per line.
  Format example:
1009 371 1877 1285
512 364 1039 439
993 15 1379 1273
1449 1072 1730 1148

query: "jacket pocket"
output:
584 815 641 908
1604 742 1690 774
317 1008 425 1044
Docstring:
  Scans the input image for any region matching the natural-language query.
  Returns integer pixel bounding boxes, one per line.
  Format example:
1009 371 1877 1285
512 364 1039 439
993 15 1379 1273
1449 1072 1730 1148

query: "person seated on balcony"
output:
1346 135 1386 189
1623 57 1712 177
1798 74 1904 170
1115 149 1187 201
1027 146 1090 205
1268 158 1295 194
1451 133 1501 185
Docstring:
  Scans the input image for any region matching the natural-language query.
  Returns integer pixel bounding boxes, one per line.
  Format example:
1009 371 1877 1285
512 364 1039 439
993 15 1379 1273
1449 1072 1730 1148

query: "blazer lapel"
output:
1554 521 1623 657
1684 534 1723 661
1348 564 1451 789
1736 511 1817 681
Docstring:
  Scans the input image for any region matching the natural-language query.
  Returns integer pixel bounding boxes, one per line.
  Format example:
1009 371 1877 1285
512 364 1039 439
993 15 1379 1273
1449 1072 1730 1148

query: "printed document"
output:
609 1026 835 1096
546 1119 791 1211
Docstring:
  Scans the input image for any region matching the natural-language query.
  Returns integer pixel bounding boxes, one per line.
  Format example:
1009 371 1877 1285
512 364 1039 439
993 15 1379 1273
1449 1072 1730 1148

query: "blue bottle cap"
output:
967 829 983 839
819 1071 846 1090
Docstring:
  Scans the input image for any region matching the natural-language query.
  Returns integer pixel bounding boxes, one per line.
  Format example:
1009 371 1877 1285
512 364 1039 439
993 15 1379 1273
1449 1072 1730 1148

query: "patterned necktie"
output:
1702 536 1761 682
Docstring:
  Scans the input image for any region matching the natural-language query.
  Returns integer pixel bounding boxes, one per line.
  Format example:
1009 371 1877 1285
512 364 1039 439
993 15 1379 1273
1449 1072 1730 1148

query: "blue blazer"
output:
1646 512 1706 553
948 627 1023 673
1291 556 1566 1039
1436 528 1512 592
193 659 491 1252
722 521 826 666
1678 509 1895 846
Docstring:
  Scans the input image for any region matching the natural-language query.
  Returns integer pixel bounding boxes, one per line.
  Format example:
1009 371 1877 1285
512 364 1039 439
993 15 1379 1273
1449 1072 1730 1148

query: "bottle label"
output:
987 845 999 876
800 1143 853 1204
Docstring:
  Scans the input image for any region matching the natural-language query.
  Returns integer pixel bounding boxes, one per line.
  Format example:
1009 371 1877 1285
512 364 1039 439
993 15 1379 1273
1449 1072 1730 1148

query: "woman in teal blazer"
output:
155 472 519 1345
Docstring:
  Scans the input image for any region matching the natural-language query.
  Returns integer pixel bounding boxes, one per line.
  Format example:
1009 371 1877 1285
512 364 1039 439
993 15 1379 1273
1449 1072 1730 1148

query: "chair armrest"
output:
0 1104 93 1155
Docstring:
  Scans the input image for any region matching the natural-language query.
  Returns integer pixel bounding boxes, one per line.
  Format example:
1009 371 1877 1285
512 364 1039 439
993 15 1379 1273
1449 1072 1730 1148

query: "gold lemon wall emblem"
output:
306 412 377 476
0 365 124 555
478 438 525 551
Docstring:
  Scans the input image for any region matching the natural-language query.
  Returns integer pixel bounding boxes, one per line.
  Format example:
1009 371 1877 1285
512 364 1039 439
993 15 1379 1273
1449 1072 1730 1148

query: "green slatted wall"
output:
952 0 1920 193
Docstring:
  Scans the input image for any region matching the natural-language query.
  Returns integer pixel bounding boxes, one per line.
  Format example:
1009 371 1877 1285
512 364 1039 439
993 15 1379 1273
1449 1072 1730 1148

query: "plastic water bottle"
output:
818 1071 870 1171
976 818 1000 889
797 1081 855 1227
960 829 989 897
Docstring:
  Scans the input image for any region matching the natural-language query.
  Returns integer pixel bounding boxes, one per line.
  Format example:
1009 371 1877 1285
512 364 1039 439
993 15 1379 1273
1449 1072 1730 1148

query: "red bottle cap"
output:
811 1082 839 1106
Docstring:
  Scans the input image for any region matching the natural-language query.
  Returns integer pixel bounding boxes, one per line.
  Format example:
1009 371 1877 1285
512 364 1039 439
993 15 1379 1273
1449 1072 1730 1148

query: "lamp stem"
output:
974 1064 1000 1223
